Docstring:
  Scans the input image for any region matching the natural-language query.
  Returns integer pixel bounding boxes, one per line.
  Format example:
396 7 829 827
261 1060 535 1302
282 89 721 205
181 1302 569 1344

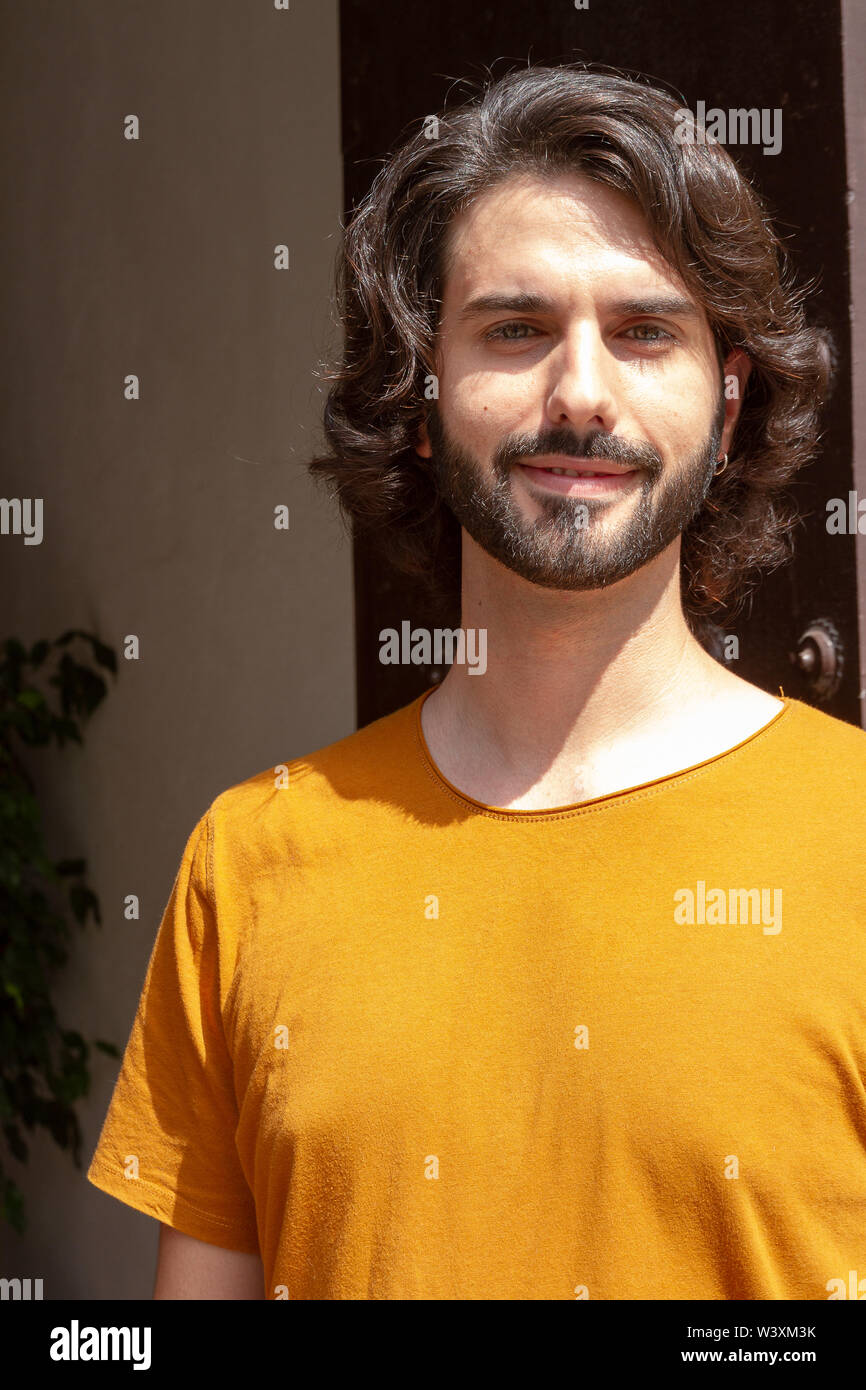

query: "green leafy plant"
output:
0 630 120 1232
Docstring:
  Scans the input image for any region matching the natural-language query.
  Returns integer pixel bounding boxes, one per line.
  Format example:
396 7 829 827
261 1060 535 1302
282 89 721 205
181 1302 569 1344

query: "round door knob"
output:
793 618 843 699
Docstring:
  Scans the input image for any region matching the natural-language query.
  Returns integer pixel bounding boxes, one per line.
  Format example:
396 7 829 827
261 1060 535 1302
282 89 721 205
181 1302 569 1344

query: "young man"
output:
88 64 866 1301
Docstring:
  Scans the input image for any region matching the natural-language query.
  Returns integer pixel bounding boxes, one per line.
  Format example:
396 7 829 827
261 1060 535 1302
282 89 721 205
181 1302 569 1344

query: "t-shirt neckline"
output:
412 684 795 820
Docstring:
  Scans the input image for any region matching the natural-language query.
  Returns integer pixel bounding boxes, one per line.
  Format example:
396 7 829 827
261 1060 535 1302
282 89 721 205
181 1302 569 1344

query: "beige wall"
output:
0 2 349 1298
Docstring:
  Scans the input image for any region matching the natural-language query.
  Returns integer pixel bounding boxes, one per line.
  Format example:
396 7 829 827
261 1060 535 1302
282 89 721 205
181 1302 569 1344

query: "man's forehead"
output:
441 171 691 311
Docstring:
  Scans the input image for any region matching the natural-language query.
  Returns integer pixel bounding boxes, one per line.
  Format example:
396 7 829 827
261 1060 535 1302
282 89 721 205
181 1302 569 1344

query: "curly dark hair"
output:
309 62 831 629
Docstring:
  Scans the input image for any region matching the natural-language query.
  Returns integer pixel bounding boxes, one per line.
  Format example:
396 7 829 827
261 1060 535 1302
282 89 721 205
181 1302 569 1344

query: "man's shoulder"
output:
784 695 866 758
206 694 423 835
775 697 866 817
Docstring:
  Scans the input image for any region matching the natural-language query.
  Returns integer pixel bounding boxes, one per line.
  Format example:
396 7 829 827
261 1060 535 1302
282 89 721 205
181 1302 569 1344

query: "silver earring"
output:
714 453 728 476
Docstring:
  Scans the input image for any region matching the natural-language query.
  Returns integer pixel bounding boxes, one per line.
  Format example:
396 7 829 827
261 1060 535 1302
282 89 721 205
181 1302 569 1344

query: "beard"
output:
426 397 725 591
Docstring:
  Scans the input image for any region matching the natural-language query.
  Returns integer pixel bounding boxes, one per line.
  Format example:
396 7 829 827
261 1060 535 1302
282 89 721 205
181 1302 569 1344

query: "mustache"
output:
494 428 664 477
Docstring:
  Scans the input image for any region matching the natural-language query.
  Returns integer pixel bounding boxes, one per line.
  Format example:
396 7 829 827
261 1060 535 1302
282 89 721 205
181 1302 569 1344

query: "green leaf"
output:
3 981 24 1010
28 640 50 667
3 1121 29 1163
16 690 45 711
3 638 27 665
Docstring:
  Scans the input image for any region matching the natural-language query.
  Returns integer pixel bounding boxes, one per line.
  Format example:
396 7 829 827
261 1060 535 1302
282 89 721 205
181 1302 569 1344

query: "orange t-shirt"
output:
87 690 866 1299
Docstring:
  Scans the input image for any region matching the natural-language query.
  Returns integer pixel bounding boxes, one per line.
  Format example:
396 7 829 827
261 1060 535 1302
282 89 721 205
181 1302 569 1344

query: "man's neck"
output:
420 539 782 810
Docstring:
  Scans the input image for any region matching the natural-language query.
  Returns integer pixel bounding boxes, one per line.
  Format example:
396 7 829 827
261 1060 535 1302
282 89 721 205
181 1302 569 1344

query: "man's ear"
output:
719 350 752 457
415 417 433 459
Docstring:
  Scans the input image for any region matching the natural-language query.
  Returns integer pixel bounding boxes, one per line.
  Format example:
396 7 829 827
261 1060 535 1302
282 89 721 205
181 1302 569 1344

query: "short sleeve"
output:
86 809 260 1254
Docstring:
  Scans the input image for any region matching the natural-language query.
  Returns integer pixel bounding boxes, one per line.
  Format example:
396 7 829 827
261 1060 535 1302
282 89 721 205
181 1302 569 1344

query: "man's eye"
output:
623 323 675 343
484 321 540 342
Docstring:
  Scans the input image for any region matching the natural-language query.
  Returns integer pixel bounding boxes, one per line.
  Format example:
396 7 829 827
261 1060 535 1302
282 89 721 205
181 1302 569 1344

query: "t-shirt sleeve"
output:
86 808 260 1254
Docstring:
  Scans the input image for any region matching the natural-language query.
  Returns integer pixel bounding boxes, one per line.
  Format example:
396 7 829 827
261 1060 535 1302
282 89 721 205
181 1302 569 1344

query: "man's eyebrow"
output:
610 295 701 320
456 291 554 321
455 291 702 322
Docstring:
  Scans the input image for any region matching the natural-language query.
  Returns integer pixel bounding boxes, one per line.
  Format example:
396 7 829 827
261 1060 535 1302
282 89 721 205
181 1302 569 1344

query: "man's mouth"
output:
516 458 640 494
521 456 634 476
536 465 620 478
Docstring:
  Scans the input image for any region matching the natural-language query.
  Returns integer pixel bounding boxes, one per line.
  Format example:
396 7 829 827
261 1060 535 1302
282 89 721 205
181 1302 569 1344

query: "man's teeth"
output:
546 466 607 477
